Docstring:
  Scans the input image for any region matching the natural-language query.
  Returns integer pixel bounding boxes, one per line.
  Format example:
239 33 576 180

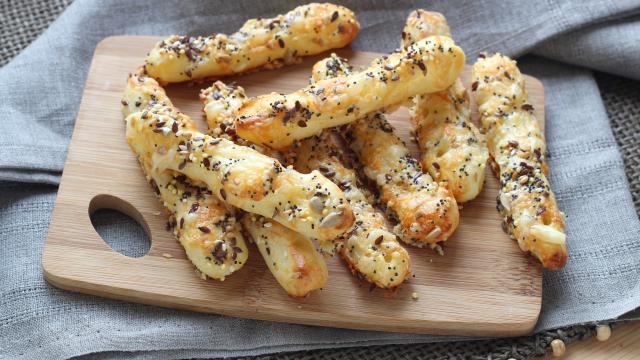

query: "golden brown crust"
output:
200 81 329 296
144 3 359 84
294 131 411 288
472 53 567 269
235 36 465 149
201 81 410 294
402 10 489 203
242 215 328 297
124 74 354 244
312 54 460 247
122 76 248 281
401 10 451 47
202 80 409 289
347 114 460 247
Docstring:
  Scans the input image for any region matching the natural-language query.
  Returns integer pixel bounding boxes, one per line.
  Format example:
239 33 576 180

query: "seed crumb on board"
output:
162 253 173 259
411 292 419 301
195 269 208 280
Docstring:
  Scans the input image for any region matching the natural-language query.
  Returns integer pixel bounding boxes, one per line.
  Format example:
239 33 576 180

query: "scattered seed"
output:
551 339 565 357
596 324 611 342
319 211 343 228
426 227 442 241
309 196 324 213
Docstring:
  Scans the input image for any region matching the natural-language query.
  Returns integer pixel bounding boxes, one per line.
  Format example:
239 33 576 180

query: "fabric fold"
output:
533 14 640 80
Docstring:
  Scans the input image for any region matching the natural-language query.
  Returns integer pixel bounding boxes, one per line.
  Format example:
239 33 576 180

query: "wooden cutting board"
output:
43 36 544 336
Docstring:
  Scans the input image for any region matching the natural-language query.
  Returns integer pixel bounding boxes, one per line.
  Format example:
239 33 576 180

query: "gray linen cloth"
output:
1 0 639 359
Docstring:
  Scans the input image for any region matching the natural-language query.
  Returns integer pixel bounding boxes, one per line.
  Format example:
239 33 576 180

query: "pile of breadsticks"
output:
122 3 567 297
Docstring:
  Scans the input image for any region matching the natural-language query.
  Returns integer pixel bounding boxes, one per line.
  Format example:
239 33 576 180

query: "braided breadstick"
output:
201 81 293 161
241 214 328 297
202 81 410 289
402 10 488 203
124 74 354 244
312 54 459 247
122 78 248 281
144 3 359 84
235 36 465 149
294 132 411 288
472 53 567 269
200 81 328 296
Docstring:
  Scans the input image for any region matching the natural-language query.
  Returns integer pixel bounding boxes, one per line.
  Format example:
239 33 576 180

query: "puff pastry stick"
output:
122 79 248 280
242 215 328 297
203 81 409 288
200 81 328 296
124 74 354 244
235 36 466 149
402 10 488 203
472 53 567 269
201 81 289 160
144 3 359 84
294 131 411 288
312 54 459 247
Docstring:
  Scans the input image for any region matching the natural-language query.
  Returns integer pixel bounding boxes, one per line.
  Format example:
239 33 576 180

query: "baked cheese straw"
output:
203 81 409 289
312 54 459 247
294 132 411 288
122 81 248 281
241 215 328 297
201 81 328 296
472 54 567 269
144 3 359 84
235 36 465 149
124 74 355 244
402 10 488 203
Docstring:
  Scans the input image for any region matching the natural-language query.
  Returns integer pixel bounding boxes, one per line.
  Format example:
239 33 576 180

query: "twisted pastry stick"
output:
235 36 465 149
124 74 354 244
203 81 410 289
472 53 567 269
312 54 459 247
122 76 248 281
144 3 359 84
201 82 328 296
402 10 488 203
294 132 411 288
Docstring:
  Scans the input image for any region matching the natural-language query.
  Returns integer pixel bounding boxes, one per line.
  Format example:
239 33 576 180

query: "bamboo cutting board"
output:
43 36 544 336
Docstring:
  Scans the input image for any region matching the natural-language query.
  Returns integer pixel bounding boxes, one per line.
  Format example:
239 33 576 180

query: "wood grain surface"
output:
43 36 546 336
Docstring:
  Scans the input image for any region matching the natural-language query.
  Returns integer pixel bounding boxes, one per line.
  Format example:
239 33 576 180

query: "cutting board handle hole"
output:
89 194 151 258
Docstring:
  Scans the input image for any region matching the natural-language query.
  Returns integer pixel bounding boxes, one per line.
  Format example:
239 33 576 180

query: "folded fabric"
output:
533 14 640 81
1 0 639 359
